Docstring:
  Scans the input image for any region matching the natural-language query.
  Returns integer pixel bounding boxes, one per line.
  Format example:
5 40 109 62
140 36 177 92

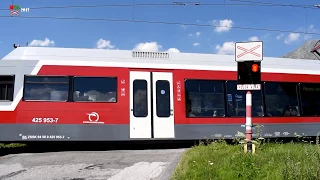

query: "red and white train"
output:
0 47 319 142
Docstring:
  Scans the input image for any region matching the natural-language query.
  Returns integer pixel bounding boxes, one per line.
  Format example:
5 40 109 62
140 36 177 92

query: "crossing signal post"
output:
235 41 263 154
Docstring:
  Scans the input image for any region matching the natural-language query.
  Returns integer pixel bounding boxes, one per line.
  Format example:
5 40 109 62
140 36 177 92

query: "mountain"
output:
281 40 320 60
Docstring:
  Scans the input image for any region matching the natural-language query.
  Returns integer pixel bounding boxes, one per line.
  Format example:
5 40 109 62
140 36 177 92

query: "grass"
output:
171 139 320 180
0 143 27 148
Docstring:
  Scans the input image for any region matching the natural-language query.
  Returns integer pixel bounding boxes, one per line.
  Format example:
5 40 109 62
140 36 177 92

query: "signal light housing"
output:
237 61 261 85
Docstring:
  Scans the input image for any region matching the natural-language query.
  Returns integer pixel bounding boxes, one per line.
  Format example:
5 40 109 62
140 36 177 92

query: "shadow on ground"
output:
0 140 197 157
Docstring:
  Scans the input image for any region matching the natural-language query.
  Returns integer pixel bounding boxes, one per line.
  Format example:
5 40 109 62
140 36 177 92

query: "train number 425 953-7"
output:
32 118 59 123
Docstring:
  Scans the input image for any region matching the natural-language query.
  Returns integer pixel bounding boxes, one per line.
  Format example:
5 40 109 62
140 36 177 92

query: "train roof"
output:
1 47 320 75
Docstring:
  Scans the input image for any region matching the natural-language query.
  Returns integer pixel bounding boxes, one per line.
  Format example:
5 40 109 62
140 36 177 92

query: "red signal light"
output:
251 64 259 72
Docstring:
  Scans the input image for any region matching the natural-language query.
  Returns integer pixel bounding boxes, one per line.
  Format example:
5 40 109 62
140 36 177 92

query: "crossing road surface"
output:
0 148 187 180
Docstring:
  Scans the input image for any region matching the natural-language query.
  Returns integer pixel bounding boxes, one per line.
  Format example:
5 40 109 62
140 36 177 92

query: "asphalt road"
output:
0 148 187 180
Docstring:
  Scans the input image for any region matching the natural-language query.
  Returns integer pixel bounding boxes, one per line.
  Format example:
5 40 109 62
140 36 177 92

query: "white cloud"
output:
248 36 259 41
133 42 161 52
215 41 235 55
196 32 201 36
29 38 55 47
133 42 180 53
188 33 193 37
166 48 180 53
284 33 300 44
211 19 233 33
96 38 115 49
193 42 200 46
276 34 284 40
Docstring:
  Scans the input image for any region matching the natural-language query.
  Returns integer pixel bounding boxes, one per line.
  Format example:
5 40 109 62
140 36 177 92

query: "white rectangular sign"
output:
237 84 261 90
235 41 263 62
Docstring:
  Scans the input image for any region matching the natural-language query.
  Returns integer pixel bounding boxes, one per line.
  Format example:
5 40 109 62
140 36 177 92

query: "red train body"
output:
0 47 319 141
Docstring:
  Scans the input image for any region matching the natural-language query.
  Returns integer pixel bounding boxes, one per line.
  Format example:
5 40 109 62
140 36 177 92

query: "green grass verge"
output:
0 143 27 148
172 141 320 180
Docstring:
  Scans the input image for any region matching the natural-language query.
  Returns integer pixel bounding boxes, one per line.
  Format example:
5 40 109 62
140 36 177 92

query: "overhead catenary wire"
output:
3 1 318 36
0 1 318 11
3 15 320 36
227 0 317 9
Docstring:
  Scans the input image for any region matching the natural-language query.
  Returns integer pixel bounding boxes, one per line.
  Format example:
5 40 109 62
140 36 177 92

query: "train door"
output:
129 71 175 139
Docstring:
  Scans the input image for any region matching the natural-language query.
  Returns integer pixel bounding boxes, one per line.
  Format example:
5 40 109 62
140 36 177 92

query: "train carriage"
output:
0 47 320 142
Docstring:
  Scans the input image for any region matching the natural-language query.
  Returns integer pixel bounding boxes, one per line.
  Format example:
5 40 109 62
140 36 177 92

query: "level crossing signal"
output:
235 41 263 91
235 41 263 153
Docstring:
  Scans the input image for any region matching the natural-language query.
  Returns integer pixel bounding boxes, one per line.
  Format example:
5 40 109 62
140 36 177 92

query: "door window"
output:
133 80 148 117
156 80 171 117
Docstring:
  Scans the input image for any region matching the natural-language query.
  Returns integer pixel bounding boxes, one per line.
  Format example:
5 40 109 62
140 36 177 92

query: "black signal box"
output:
237 61 261 85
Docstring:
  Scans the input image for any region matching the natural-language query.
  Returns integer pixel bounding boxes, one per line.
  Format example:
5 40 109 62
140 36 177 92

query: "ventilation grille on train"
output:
132 51 169 59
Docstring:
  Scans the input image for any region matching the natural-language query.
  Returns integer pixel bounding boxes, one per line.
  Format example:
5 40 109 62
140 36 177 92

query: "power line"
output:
0 2 318 11
3 15 320 35
0 3 274 11
227 0 317 9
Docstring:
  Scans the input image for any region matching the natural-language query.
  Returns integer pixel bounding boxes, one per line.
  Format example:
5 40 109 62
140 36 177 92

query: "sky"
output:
1 0 320 59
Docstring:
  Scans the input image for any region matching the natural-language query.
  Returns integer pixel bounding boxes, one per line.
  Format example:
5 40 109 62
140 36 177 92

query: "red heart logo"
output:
9 5 14 10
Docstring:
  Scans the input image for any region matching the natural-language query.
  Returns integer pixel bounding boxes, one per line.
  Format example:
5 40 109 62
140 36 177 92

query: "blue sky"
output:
1 0 320 59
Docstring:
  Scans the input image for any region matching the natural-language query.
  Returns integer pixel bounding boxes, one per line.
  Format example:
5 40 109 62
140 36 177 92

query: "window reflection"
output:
133 80 148 117
264 82 299 117
24 76 69 101
73 77 117 102
0 75 14 101
156 80 170 117
226 81 263 117
300 83 320 116
185 79 225 117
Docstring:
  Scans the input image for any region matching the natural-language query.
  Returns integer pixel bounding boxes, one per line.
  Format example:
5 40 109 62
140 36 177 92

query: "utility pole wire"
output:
3 15 320 35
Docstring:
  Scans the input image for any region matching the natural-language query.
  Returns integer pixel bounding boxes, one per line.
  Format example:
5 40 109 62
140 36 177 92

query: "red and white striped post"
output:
246 91 253 152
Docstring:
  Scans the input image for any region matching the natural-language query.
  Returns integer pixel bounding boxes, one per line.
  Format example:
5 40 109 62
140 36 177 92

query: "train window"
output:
23 76 69 101
73 77 117 102
264 82 300 117
156 80 170 117
226 81 263 117
185 79 225 117
0 75 15 101
300 83 320 116
133 80 148 117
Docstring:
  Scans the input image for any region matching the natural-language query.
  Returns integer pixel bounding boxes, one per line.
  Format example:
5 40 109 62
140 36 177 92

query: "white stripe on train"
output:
0 61 43 111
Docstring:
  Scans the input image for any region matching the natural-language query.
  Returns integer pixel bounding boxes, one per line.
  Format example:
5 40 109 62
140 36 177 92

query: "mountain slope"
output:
281 40 320 60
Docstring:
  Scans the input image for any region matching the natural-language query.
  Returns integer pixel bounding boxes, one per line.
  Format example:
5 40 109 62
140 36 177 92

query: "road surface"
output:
0 148 186 180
